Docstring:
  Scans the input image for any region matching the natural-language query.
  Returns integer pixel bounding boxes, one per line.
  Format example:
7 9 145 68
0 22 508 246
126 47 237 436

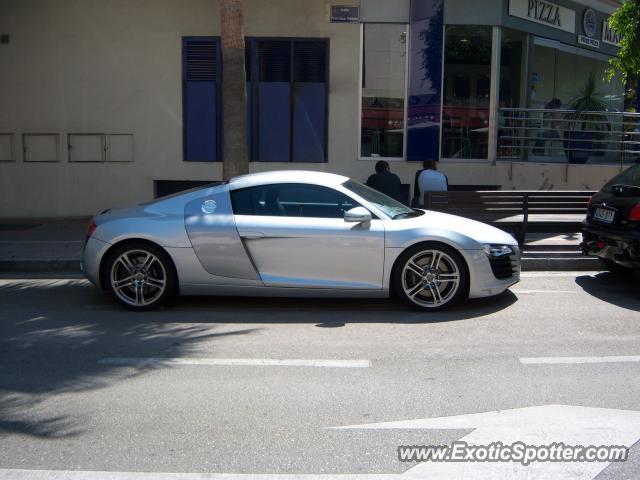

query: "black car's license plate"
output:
594 208 615 223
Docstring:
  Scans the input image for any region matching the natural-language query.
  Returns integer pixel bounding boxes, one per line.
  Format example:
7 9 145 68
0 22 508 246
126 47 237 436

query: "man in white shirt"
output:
417 160 448 206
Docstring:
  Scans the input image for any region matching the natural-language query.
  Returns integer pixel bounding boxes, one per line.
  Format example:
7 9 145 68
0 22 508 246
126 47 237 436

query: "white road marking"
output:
0 471 392 480
511 289 578 294
335 404 640 479
98 357 370 368
521 355 640 365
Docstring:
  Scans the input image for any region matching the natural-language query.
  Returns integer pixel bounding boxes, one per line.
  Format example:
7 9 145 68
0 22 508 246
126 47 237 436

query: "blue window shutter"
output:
183 37 220 162
246 40 257 162
256 41 292 162
258 83 291 162
259 40 291 82
293 41 326 83
292 41 327 163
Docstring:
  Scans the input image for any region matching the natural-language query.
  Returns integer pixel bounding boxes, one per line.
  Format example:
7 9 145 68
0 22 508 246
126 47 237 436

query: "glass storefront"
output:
499 29 527 110
526 40 628 164
358 15 631 165
360 23 407 159
441 25 492 159
530 40 624 111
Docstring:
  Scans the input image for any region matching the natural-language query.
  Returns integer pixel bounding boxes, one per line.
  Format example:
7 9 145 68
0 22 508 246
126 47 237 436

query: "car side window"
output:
231 184 359 218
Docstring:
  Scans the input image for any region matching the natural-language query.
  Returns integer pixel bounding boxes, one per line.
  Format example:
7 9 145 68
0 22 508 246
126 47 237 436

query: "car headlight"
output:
482 244 514 258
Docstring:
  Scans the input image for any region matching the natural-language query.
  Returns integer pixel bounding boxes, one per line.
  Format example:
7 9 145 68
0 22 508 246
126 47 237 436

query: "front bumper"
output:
462 246 521 299
581 221 640 268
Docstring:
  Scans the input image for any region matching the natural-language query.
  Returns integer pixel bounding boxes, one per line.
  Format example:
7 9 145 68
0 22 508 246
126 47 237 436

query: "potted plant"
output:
564 73 609 164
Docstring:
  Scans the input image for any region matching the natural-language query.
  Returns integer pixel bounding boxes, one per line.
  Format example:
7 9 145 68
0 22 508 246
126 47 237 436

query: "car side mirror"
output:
344 206 372 223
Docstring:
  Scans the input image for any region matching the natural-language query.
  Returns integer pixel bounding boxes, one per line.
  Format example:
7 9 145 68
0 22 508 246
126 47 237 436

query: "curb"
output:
0 259 80 273
521 256 602 271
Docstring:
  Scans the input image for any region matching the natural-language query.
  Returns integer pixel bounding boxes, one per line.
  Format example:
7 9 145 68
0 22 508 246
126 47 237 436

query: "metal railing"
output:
497 108 640 166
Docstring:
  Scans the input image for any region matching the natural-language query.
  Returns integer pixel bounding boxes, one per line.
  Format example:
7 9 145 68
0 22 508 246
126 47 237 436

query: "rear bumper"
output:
581 221 640 268
81 236 111 288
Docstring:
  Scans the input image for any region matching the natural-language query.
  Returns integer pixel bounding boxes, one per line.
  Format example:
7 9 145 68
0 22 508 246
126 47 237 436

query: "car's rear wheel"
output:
599 257 635 276
394 243 468 311
105 243 176 310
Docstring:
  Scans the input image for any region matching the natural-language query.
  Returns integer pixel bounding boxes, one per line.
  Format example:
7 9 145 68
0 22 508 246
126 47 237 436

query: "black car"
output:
581 164 640 274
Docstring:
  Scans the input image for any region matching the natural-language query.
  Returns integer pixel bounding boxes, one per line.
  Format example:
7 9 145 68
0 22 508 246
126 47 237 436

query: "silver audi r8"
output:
81 171 520 311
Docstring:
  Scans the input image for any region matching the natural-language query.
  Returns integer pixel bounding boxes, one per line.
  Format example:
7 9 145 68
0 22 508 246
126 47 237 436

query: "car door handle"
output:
239 231 265 239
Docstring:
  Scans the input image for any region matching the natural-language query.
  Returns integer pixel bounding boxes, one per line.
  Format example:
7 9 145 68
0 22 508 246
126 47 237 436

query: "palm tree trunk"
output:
220 0 249 180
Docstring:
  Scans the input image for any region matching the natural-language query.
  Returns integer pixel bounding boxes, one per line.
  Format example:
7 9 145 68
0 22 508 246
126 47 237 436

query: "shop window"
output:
497 29 527 159
499 29 526 109
531 43 624 112
441 26 492 159
182 37 221 162
527 41 627 164
360 23 407 159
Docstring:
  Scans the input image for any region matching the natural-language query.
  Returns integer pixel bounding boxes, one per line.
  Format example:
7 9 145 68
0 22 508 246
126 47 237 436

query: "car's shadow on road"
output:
0 277 519 328
171 290 518 326
574 272 640 312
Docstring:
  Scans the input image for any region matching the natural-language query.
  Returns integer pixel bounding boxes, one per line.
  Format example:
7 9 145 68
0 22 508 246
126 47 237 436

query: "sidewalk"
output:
521 232 601 271
0 219 601 273
0 219 89 272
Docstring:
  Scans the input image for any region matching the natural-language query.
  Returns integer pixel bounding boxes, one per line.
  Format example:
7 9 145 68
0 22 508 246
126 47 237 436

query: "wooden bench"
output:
424 190 595 245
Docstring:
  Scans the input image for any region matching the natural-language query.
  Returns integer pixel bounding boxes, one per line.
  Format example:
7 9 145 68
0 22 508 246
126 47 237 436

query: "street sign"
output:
330 5 359 23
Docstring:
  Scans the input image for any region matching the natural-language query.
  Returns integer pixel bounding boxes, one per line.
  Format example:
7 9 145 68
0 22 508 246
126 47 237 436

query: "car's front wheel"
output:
394 243 468 311
104 243 176 310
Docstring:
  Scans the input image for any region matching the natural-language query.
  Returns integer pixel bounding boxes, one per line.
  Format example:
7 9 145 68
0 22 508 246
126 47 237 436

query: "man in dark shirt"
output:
366 160 402 202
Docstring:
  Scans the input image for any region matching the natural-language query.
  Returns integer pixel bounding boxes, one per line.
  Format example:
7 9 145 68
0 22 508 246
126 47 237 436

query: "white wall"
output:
0 0 362 217
0 0 627 218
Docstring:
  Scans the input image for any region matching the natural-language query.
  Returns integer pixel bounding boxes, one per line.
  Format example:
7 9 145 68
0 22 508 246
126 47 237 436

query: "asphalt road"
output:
0 271 639 479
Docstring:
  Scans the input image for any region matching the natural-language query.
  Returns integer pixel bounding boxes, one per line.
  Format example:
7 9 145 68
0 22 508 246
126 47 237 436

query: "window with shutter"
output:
294 41 326 83
259 41 292 82
292 41 327 162
246 38 328 163
181 36 328 164
182 37 220 162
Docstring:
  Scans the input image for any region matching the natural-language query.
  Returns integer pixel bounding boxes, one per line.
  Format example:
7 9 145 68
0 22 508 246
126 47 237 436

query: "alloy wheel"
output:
401 249 461 309
109 249 167 307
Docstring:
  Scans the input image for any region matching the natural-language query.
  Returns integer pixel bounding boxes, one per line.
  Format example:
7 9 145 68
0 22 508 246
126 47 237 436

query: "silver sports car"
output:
81 170 520 311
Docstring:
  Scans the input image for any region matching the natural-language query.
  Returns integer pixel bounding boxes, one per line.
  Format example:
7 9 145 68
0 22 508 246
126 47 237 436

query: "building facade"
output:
0 0 634 218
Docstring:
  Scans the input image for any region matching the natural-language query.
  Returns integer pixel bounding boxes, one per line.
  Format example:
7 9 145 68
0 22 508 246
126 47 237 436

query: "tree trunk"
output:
220 0 249 180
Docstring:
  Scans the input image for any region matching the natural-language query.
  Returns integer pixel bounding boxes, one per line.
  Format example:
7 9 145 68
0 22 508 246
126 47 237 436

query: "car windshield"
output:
602 165 640 195
342 180 417 219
